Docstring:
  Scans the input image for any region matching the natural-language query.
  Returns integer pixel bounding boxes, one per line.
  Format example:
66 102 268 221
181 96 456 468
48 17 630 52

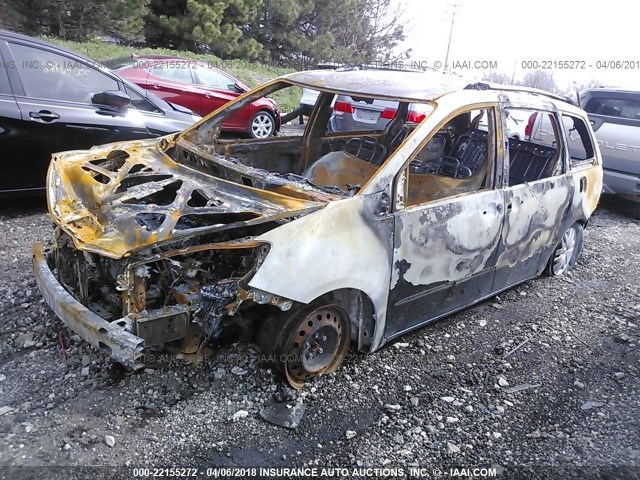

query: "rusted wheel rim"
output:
282 305 349 388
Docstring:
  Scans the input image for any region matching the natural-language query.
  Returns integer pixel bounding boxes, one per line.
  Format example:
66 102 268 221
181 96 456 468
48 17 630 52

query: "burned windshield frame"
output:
174 80 438 200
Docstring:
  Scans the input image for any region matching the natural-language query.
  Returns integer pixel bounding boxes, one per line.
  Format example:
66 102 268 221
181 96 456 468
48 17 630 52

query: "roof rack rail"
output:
466 82 570 103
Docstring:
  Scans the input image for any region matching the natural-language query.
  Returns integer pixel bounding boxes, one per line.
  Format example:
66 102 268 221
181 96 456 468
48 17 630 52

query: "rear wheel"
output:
249 110 275 138
261 304 351 389
546 223 584 276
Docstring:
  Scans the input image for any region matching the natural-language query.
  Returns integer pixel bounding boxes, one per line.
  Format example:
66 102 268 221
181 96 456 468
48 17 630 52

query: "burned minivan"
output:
33 70 603 388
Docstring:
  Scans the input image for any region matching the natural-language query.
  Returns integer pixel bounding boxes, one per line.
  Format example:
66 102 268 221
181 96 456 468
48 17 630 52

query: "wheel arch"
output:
308 288 378 354
544 220 585 276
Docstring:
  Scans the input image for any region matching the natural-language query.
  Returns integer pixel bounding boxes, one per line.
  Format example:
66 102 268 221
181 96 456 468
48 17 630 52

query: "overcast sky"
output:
396 0 640 91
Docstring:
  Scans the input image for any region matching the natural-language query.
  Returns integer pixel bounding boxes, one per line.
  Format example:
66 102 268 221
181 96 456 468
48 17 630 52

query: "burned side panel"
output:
248 195 394 351
494 174 578 289
532 165 603 272
573 165 603 219
387 189 503 336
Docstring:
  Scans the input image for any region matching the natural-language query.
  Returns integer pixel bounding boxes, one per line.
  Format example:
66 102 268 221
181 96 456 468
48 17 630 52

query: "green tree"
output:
145 0 263 58
5 0 148 43
350 0 407 64
248 0 407 66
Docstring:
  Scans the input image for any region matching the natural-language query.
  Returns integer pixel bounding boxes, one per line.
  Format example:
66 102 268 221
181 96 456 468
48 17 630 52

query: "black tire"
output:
248 110 276 139
546 223 584 276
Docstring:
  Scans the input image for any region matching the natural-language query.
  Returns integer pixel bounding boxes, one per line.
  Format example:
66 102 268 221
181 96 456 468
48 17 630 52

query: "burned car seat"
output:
303 102 409 193
508 140 558 185
302 137 386 192
412 129 488 179
406 128 490 205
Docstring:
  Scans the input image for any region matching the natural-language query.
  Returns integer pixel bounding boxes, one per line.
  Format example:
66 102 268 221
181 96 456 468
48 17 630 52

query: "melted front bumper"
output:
32 242 145 369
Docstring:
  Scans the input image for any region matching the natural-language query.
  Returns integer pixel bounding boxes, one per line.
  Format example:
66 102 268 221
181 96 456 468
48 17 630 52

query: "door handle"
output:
29 110 60 122
150 83 160 89
579 176 587 193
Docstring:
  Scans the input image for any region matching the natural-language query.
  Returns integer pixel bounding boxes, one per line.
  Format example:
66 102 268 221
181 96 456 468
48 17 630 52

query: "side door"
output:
191 65 245 128
386 106 504 338
493 106 573 289
146 63 202 115
2 40 151 191
0 45 29 193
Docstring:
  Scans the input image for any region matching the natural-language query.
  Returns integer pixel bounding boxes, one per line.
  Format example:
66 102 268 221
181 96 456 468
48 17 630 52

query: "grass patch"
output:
45 38 302 112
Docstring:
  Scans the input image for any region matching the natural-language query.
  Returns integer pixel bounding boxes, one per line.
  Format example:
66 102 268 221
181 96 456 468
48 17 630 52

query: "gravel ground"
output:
0 196 638 478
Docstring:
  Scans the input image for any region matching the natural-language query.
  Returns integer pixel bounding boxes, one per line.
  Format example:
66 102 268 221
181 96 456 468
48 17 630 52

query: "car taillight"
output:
334 101 355 113
407 110 426 123
380 107 397 119
525 112 537 139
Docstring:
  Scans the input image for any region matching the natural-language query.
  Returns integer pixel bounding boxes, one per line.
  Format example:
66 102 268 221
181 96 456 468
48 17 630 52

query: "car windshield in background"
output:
176 81 433 198
102 57 136 70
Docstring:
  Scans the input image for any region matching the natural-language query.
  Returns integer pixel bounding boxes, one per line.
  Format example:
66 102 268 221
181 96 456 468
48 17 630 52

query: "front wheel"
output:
260 304 351 389
249 110 276 138
546 223 584 276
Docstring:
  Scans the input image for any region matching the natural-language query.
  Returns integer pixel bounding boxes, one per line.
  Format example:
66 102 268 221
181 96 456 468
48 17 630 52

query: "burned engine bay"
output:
40 136 337 371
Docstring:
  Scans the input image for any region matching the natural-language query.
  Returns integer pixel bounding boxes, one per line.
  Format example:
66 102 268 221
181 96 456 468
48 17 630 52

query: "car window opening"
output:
175 83 432 200
507 109 563 185
406 109 494 206
560 114 597 168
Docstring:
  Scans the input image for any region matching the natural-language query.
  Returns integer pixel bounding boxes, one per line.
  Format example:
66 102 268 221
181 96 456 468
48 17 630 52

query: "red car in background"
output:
105 55 280 138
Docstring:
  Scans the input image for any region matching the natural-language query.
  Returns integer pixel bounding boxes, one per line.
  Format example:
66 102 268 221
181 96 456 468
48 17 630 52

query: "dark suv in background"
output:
0 30 199 197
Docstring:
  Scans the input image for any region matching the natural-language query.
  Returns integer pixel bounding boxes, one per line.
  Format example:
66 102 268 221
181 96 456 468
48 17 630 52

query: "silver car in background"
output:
330 95 431 132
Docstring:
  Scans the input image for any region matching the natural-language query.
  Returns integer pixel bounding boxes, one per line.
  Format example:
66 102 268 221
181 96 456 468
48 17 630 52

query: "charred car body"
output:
33 70 603 388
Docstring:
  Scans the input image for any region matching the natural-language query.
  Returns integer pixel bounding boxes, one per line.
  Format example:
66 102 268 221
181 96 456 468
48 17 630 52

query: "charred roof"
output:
283 69 572 105
283 69 469 102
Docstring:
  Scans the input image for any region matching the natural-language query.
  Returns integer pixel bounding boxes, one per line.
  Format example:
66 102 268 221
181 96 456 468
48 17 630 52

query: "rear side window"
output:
584 96 640 120
193 66 234 90
149 64 193 84
561 115 596 168
8 42 119 103
506 108 564 186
